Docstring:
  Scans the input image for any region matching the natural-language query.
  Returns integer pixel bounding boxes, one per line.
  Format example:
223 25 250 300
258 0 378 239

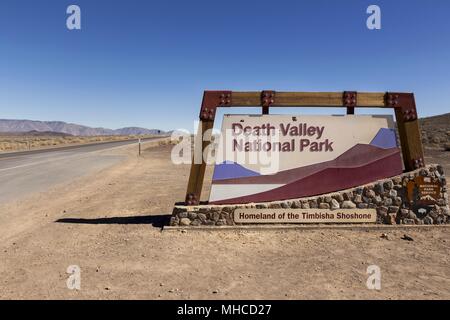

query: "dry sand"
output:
0 134 158 152
0 143 449 299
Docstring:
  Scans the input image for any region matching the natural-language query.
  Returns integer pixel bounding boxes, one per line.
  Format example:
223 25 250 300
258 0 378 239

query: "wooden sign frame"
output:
185 91 424 205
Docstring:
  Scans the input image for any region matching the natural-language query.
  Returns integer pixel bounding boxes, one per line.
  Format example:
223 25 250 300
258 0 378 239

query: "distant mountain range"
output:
0 119 166 136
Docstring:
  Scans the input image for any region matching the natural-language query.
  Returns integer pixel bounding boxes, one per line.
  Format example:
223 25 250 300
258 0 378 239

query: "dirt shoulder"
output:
0 144 449 299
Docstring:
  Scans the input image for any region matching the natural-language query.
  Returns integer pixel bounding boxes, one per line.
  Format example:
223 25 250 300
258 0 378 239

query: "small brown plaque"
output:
234 208 376 224
406 176 441 205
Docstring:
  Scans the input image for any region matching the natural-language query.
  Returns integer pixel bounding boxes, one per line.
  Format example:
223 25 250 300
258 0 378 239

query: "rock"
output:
393 197 403 207
423 216 434 225
343 192 353 201
190 219 201 226
387 213 397 224
363 196 373 204
407 210 417 220
330 199 340 210
319 203 330 209
179 211 188 219
374 183 384 194
309 199 318 208
198 213 207 222
269 203 281 209
357 203 368 209
388 206 399 214
383 180 394 190
436 215 446 224
188 212 197 220
389 189 398 198
399 209 409 218
429 208 440 220
380 233 390 240
180 218 191 226
401 234 414 241
280 202 290 209
301 201 310 209
374 196 383 205
377 206 388 216
354 195 363 204
216 219 227 226
198 207 209 214
220 211 229 219
442 206 449 216
333 194 344 202
403 218 415 225
392 176 402 185
170 217 179 226
365 189 376 198
221 206 234 214
341 201 356 209
290 201 301 209
256 204 268 209
437 165 444 175
324 195 332 203
211 211 220 222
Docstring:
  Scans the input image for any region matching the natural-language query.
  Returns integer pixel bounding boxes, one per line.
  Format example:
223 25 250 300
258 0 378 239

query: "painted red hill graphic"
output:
210 144 402 204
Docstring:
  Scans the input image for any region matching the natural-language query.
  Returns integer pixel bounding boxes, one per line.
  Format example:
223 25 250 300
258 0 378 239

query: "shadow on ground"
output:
55 214 171 228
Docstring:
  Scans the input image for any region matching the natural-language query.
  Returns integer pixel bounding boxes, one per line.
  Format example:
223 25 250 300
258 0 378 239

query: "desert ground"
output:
0 133 159 152
0 140 449 300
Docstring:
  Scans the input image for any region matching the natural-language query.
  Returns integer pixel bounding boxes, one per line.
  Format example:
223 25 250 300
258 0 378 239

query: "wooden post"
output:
386 93 424 171
138 138 141 156
185 120 214 205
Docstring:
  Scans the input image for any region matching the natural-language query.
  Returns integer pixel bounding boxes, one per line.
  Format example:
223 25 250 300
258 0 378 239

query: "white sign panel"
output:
209 114 402 204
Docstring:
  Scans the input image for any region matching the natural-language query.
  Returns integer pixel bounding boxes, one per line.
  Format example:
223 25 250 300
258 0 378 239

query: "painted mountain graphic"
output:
212 161 260 181
210 144 403 204
370 128 398 149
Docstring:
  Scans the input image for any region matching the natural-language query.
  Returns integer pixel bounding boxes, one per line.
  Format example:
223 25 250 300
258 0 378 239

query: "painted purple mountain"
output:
212 161 260 180
370 128 397 149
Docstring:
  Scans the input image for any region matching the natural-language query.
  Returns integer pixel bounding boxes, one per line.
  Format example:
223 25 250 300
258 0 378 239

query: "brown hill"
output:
419 113 450 149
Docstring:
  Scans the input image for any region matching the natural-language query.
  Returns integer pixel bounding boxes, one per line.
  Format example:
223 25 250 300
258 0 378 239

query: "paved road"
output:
0 138 160 204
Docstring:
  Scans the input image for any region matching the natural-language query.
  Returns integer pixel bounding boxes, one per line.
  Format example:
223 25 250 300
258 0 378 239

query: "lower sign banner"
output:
234 209 376 224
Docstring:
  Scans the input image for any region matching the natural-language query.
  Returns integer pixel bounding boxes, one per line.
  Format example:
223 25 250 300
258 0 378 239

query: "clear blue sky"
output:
1 0 449 131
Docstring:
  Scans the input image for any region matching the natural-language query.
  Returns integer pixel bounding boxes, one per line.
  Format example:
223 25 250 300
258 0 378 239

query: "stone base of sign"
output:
171 164 449 226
